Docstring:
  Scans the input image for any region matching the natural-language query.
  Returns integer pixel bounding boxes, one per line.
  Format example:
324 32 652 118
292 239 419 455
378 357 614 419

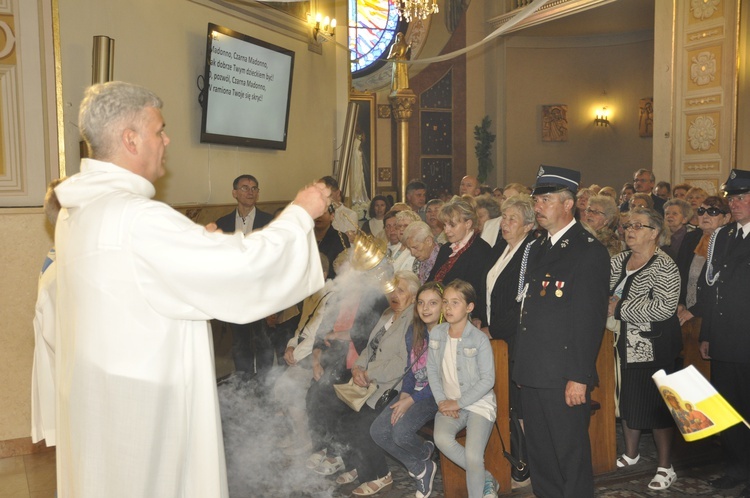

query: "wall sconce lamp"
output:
308 12 336 42
595 107 610 127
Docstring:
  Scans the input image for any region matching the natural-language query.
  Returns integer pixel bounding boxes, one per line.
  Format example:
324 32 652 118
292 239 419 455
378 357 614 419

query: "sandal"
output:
336 469 358 485
616 453 640 468
351 472 393 496
648 466 676 490
305 449 327 469
313 456 344 476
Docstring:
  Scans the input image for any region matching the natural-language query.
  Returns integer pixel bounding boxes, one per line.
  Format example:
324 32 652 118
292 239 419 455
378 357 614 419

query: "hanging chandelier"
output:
393 0 439 23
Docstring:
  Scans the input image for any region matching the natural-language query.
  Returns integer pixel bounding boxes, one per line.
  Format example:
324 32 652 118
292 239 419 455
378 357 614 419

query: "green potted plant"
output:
474 115 496 183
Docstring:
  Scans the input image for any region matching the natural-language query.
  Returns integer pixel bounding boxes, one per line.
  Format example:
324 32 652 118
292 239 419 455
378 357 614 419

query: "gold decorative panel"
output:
683 160 720 172
688 0 724 25
687 45 722 91
687 25 724 43
685 111 721 155
0 15 15 65
685 93 722 107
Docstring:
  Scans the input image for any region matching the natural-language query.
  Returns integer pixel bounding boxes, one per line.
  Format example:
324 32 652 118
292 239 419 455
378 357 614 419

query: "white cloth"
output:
391 245 416 273
53 158 324 498
31 249 57 446
287 281 335 362
333 204 358 234
480 217 501 247
235 206 256 235
485 241 523 324
442 338 462 400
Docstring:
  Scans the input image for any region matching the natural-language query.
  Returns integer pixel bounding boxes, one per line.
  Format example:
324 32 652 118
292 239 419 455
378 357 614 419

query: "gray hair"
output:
475 195 501 219
402 221 433 245
501 194 536 226
79 81 163 160
629 207 668 246
634 168 655 183
395 210 422 224
588 194 618 225
663 198 692 220
426 198 444 209
394 270 420 296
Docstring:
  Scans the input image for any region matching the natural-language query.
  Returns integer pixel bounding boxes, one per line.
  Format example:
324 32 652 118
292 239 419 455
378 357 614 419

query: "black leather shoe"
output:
709 475 747 489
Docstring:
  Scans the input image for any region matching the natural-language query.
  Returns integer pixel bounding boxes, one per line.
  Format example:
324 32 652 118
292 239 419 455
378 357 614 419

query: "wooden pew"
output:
681 317 710 380
589 330 616 475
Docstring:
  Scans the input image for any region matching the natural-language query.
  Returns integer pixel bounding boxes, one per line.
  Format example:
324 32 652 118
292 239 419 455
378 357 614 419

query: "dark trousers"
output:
712 360 750 481
306 375 350 453
521 386 594 498
230 320 273 377
338 404 390 482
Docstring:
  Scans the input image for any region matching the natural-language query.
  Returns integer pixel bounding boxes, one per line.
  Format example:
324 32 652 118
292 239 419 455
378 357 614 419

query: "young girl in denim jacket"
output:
426 279 498 498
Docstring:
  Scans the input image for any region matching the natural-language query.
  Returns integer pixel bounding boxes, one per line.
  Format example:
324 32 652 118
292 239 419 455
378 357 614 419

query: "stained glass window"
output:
348 0 404 75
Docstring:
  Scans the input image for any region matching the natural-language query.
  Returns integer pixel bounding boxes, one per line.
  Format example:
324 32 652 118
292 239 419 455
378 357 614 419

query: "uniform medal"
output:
540 280 549 296
555 281 565 297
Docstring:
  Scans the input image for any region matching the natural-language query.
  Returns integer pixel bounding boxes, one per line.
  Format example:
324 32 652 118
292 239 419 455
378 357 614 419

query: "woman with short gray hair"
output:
661 198 692 258
403 222 441 283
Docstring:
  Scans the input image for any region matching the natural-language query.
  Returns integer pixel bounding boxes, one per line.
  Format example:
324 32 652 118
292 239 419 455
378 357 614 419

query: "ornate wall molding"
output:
673 0 738 189
0 66 20 191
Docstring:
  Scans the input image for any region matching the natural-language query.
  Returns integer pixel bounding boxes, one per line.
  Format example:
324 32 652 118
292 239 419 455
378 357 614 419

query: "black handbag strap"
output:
382 343 428 391
493 416 527 473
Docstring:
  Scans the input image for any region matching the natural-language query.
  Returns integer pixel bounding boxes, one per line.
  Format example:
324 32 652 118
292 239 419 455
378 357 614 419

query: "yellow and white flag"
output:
653 365 749 442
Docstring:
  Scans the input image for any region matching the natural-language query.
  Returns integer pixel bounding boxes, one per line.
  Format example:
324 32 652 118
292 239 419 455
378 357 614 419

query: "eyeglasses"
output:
584 207 606 216
621 222 656 231
696 206 727 217
237 185 259 193
727 194 748 204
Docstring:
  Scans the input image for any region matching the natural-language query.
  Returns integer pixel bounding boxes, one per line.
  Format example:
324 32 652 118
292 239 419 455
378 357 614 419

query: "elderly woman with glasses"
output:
582 194 621 256
675 196 731 326
608 207 682 490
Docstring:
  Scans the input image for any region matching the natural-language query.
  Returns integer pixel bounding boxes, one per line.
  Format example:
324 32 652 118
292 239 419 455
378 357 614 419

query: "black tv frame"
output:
200 23 295 150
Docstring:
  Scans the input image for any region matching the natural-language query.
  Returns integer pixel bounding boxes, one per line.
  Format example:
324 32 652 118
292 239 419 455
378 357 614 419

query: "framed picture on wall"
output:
639 97 654 137
350 92 377 198
542 104 568 142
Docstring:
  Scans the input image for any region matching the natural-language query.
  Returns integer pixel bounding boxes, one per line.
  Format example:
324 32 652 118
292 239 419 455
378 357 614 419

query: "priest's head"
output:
79 81 170 183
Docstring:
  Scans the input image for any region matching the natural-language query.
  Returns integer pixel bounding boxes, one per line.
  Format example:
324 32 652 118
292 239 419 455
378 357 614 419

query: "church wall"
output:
58 0 342 206
500 33 655 190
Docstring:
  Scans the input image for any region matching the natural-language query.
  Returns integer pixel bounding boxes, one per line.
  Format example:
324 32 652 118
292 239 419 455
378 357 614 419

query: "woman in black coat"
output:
427 198 492 325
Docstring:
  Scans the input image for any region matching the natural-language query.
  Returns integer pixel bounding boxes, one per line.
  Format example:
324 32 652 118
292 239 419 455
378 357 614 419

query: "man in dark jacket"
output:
216 174 274 377
513 165 610 498
700 169 750 496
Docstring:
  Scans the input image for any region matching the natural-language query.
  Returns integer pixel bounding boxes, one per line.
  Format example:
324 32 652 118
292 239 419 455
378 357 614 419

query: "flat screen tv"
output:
200 23 294 150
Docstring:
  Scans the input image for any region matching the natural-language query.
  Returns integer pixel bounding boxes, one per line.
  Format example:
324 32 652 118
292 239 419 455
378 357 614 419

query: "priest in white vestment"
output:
53 81 329 498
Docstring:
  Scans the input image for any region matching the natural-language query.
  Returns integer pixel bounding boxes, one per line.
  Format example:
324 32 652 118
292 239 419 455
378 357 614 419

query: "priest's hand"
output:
293 182 331 220
205 222 222 233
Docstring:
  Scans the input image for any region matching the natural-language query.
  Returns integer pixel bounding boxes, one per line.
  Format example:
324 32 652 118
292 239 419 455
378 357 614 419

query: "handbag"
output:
374 344 429 411
333 379 377 412
493 409 529 482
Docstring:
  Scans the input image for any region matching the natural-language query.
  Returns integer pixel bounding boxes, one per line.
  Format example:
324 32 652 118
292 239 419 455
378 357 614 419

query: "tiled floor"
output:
1 436 745 498
0 450 55 498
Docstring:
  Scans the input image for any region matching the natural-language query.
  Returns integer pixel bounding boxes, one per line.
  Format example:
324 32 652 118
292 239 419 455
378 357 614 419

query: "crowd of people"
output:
32 80 750 498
